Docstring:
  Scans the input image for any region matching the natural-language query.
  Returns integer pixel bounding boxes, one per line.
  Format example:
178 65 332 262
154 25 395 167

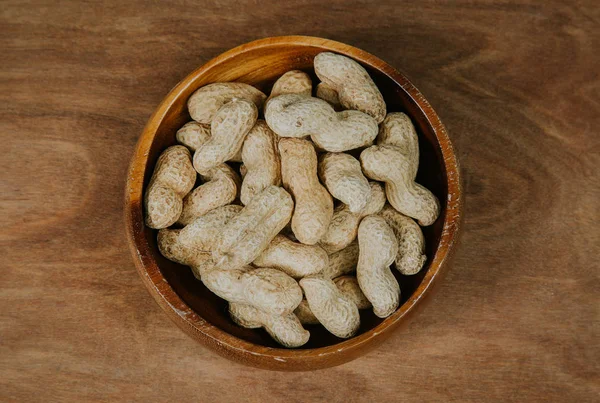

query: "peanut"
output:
157 228 213 279
177 164 241 226
265 94 378 152
314 52 386 123
177 121 243 162
145 146 196 229
213 186 294 270
299 276 360 338
333 276 371 309
357 215 400 318
202 266 302 316
177 205 243 252
322 241 359 280
318 152 371 213
377 112 420 177
188 82 266 124
360 144 440 226
229 303 310 348
269 70 312 99
294 299 319 325
193 99 257 174
278 138 333 245
253 234 328 279
240 120 281 205
320 182 385 254
316 82 342 110
379 205 427 275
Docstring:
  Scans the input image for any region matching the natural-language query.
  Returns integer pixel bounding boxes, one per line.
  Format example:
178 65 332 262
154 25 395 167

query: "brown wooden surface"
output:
1 0 598 401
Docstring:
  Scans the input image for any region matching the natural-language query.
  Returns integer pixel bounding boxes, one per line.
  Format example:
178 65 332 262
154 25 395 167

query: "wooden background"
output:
1 1 598 401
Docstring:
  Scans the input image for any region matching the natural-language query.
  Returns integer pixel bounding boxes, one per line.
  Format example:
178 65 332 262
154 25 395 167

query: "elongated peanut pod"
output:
176 121 211 151
178 205 243 252
377 112 420 177
253 235 328 279
193 99 257 174
145 146 196 229
188 82 266 124
279 138 333 245
240 121 281 205
333 276 371 309
315 82 342 110
361 144 440 226
322 242 359 280
268 70 312 100
294 299 320 325
266 94 378 152
202 267 302 316
157 229 213 279
379 205 427 275
320 182 385 254
213 186 294 270
229 303 310 348
318 152 371 213
357 215 400 318
300 276 360 338
314 52 386 123
177 164 241 225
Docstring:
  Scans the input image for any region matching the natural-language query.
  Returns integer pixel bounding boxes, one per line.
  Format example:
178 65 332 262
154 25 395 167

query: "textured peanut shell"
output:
377 112 420 177
314 52 386 123
144 146 196 229
213 186 294 270
229 303 310 348
316 82 342 110
157 229 213 278
360 144 440 226
319 182 385 254
294 299 320 325
378 205 427 276
253 235 328 279
177 164 241 225
333 276 371 310
300 276 360 338
202 267 302 316
178 205 243 252
318 152 371 213
188 82 266 124
278 138 333 245
322 242 359 279
265 94 378 152
193 99 258 174
269 70 312 99
240 120 282 205
176 121 211 151
357 215 400 318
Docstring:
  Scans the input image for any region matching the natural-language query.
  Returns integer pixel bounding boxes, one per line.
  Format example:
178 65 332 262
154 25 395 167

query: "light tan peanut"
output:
318 152 371 213
314 52 386 123
379 205 427 275
265 94 378 152
294 299 320 325
253 235 328 279
176 121 211 151
177 164 241 225
360 144 440 226
357 215 400 318
193 99 258 174
213 186 294 270
178 205 243 252
278 138 333 244
316 82 342 110
157 228 213 279
188 82 266 124
377 112 420 177
300 276 360 338
202 267 302 316
145 146 196 229
269 70 312 99
320 182 385 254
333 276 371 309
239 163 247 178
240 121 281 205
229 303 310 348
323 241 359 279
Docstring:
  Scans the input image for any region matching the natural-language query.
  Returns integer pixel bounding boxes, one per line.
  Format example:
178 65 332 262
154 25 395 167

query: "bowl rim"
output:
124 35 463 369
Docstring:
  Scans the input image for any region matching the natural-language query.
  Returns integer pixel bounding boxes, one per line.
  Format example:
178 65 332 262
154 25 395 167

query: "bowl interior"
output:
140 42 447 349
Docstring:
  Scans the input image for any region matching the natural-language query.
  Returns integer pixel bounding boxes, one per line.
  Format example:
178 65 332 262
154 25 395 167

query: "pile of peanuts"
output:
145 52 440 347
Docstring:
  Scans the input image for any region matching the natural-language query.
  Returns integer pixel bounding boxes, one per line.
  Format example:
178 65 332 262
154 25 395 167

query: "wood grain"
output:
1 0 598 401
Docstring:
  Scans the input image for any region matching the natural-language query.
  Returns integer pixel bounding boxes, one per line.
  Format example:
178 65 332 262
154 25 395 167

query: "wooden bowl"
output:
124 36 463 371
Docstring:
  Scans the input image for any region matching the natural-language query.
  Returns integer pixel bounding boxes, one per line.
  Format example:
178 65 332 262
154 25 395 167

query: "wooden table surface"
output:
2 1 598 401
